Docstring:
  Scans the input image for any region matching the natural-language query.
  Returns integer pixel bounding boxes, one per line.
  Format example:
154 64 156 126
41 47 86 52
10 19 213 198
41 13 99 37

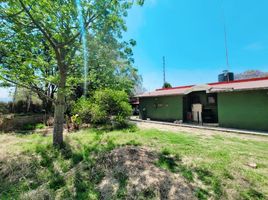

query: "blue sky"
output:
124 0 268 91
1 0 268 101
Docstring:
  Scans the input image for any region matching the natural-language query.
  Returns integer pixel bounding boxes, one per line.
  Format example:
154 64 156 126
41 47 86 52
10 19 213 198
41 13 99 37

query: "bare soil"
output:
96 146 196 200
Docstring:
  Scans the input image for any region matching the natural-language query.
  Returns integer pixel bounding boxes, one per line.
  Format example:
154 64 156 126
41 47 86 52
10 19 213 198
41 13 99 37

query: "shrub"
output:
72 89 132 127
72 97 92 123
90 89 132 126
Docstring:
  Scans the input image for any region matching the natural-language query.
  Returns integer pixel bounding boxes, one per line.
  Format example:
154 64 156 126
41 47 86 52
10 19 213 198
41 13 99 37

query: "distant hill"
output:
235 70 268 80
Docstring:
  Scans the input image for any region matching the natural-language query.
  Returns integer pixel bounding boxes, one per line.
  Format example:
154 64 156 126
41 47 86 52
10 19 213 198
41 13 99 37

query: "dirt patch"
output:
95 146 196 200
0 134 31 160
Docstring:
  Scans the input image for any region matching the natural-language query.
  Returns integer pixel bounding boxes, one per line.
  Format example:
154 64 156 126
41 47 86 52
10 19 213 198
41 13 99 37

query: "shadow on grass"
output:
0 132 118 199
91 121 138 133
155 148 225 199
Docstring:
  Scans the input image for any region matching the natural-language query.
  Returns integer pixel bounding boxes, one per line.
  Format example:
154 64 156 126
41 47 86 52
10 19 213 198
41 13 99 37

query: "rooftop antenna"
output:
163 56 166 84
220 0 230 81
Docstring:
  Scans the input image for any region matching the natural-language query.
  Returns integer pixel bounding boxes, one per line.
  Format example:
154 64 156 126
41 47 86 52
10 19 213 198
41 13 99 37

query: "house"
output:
138 76 268 131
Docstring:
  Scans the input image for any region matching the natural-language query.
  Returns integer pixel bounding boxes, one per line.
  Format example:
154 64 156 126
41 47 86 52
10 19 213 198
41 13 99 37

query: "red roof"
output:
138 77 268 97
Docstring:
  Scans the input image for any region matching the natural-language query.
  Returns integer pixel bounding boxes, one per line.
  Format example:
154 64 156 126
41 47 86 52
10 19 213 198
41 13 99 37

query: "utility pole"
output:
163 56 166 85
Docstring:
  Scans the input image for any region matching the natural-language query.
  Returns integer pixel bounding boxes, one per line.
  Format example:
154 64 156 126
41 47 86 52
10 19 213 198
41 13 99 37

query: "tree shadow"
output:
0 135 114 199
155 149 225 199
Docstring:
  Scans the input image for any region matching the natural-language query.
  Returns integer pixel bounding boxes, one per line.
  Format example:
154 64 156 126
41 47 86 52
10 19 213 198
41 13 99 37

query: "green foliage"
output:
240 188 265 200
49 171 65 190
194 188 209 200
0 0 144 145
72 97 91 123
73 89 132 127
0 0 143 101
71 114 82 130
114 172 128 199
91 89 132 126
125 139 142 146
162 82 172 88
35 123 46 129
22 123 45 130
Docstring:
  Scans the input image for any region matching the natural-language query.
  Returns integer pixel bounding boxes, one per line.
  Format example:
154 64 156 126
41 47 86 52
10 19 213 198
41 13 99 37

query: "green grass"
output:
0 127 268 199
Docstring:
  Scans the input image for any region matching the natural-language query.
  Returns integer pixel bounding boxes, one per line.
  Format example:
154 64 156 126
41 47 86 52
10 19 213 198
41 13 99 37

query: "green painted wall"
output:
218 90 268 131
139 95 183 121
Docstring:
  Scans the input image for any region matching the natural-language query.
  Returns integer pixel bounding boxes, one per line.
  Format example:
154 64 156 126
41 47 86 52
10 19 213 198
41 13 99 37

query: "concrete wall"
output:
218 90 268 131
139 95 183 122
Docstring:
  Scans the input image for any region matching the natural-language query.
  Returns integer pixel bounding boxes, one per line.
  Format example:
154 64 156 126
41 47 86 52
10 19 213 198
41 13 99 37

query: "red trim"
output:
156 77 268 91
156 85 193 91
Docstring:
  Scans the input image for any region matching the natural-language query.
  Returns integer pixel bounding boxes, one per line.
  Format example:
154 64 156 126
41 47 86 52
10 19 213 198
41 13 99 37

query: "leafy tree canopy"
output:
0 0 144 146
162 82 172 89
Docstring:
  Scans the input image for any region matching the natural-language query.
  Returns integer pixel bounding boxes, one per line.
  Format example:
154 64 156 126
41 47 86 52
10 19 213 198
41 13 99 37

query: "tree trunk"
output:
26 90 32 113
53 56 67 147
53 93 65 146
12 85 17 113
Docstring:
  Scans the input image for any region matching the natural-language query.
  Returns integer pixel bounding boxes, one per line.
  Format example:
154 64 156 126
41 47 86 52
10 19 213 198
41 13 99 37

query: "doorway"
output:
183 91 218 124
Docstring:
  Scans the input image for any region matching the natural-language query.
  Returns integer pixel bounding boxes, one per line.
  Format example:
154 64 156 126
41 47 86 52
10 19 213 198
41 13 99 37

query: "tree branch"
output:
18 0 58 51
0 75 55 103
59 14 97 47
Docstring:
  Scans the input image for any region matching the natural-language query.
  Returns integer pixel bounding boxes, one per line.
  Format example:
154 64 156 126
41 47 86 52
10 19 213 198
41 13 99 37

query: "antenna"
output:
163 56 166 84
220 0 230 71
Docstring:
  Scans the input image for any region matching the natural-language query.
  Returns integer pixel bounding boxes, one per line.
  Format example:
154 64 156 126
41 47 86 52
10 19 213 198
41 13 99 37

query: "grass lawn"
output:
0 127 267 199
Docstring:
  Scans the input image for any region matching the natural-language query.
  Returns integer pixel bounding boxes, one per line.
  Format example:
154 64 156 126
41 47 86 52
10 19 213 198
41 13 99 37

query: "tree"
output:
85 34 141 96
162 82 172 89
235 70 268 80
0 0 144 147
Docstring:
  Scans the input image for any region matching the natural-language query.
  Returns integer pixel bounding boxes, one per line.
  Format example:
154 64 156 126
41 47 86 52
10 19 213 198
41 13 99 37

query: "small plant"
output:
194 168 223 198
240 188 265 200
71 114 82 130
22 122 45 130
140 187 156 199
22 123 35 130
194 188 209 200
35 123 45 129
114 172 128 199
49 171 65 190
125 140 141 146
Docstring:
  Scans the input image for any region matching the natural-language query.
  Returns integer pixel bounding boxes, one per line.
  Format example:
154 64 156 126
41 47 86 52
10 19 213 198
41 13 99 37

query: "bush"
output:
72 89 132 127
72 97 92 123
90 89 132 126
